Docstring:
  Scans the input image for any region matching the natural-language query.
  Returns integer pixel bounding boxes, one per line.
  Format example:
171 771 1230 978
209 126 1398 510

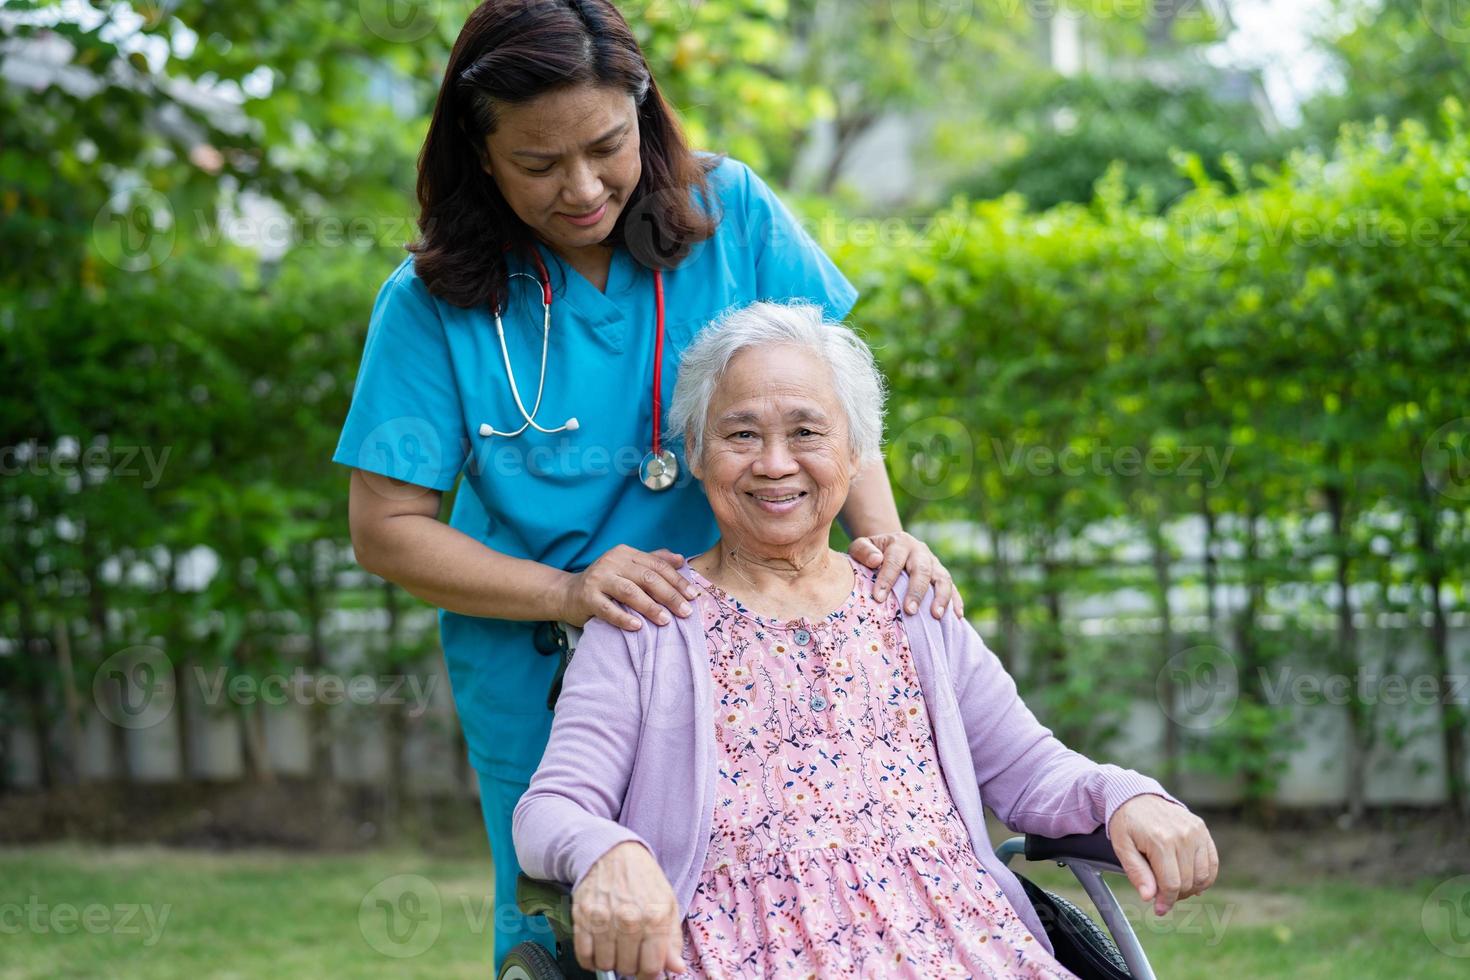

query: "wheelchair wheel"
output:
497 940 566 980
1016 874 1132 980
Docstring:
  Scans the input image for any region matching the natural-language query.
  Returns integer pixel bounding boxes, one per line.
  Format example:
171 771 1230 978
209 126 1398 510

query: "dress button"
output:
810 694 828 711
794 628 812 646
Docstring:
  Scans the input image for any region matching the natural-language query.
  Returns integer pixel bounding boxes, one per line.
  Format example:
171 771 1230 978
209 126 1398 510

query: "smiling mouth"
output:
558 201 609 224
748 491 807 503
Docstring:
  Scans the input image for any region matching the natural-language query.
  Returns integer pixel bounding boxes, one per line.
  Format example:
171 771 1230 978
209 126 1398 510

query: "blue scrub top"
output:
332 155 858 779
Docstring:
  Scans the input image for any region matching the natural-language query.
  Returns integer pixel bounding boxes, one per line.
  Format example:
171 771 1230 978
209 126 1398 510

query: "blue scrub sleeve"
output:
739 163 860 322
332 265 468 491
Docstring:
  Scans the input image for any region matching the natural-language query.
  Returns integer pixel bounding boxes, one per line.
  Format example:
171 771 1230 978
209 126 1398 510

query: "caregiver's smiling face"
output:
692 344 861 554
480 83 642 257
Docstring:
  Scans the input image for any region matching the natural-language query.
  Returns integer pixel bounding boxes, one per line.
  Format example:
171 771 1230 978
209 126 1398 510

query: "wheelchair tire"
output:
497 940 566 980
1016 873 1133 980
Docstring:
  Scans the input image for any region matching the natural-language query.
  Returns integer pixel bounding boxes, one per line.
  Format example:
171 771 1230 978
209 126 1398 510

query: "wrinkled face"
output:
481 84 642 253
692 344 860 553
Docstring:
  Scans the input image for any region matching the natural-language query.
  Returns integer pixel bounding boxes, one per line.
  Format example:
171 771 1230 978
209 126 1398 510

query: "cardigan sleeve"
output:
936 603 1185 839
512 618 652 890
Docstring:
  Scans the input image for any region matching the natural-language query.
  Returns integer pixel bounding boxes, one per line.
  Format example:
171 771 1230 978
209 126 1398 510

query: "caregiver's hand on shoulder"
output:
574 841 687 979
849 531 962 618
561 545 697 632
1108 794 1219 917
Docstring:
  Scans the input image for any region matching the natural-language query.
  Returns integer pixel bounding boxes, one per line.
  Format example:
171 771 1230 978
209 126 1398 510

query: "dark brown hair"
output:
409 0 722 310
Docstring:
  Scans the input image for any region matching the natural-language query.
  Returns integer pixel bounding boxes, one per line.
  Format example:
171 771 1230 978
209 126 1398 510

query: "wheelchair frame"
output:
997 831 1157 980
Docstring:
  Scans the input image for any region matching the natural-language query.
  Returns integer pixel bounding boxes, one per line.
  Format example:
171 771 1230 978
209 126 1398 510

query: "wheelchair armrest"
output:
1023 828 1123 871
516 874 576 933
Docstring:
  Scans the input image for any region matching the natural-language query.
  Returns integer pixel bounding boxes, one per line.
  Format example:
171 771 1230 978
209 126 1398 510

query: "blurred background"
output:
2 0 1469 976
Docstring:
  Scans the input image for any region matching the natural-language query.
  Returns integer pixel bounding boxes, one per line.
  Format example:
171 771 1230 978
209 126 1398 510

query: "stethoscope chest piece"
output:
640 449 679 491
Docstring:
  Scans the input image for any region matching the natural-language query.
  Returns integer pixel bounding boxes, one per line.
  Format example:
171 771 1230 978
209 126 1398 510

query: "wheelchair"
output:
498 827 1156 980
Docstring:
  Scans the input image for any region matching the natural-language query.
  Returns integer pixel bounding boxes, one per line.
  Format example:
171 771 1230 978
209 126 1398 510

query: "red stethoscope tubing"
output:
526 246 666 457
651 267 665 458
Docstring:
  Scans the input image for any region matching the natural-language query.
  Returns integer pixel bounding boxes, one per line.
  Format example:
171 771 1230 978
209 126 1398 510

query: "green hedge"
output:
831 102 1470 814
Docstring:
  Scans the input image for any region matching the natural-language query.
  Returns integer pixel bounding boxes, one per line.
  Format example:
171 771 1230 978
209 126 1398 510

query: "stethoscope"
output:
479 246 679 491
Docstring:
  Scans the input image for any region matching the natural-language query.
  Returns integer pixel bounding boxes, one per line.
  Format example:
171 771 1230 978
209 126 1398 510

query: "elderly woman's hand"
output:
573 841 687 978
1108 795 1219 916
849 531 963 619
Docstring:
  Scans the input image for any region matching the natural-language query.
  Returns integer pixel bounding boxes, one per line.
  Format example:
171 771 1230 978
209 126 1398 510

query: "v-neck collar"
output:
530 241 637 352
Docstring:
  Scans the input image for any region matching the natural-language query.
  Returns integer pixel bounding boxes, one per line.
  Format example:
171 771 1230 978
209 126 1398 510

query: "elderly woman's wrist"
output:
1099 767 1185 833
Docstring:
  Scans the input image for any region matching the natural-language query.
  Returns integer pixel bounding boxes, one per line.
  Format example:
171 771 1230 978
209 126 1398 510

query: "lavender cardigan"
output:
513 567 1181 955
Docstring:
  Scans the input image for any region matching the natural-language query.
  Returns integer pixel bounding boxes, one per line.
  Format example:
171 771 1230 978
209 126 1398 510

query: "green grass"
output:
0 844 1462 978
1019 860 1465 979
0 845 498 979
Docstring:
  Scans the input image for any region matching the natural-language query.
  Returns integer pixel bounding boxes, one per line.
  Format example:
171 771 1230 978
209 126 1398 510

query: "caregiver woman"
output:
331 0 960 969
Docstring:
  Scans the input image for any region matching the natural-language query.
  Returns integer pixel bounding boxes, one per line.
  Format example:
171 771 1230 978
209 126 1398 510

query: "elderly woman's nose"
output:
752 437 800 477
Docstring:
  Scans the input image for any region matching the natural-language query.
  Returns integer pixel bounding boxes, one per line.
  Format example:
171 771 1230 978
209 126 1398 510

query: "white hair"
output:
667 301 886 466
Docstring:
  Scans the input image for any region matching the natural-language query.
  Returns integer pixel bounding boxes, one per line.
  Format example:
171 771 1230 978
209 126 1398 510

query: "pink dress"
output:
675 556 1074 979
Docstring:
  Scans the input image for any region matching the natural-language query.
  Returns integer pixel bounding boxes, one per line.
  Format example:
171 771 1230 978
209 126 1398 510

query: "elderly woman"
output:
514 302 1218 979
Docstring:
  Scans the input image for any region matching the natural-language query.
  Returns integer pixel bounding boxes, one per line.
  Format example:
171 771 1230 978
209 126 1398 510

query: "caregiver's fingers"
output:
928 569 957 618
848 535 884 565
630 556 698 612
588 565 688 631
872 539 911 604
900 551 937 616
591 595 645 632
645 548 694 593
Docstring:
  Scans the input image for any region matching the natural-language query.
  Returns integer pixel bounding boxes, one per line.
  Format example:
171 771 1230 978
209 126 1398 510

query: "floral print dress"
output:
675 556 1074 979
